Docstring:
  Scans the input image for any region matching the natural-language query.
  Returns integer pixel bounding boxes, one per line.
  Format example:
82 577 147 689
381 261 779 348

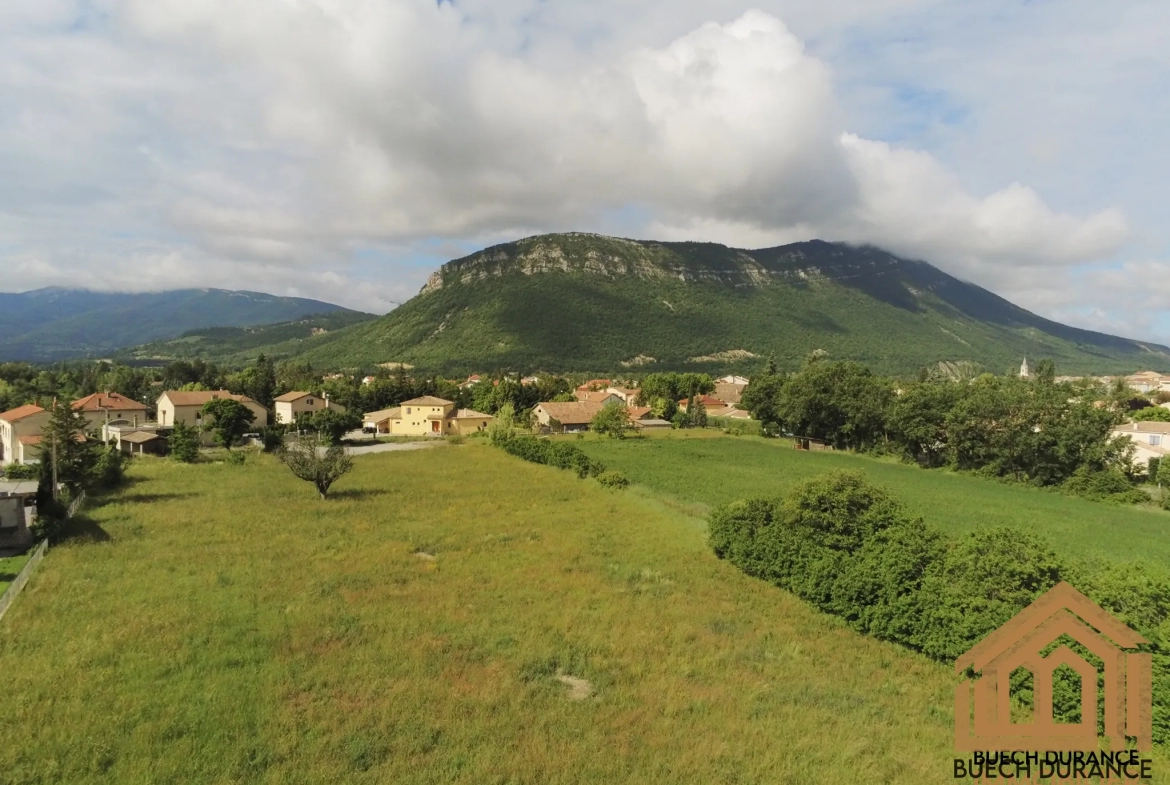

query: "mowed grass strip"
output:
577 434 1170 564
0 553 30 595
0 445 971 785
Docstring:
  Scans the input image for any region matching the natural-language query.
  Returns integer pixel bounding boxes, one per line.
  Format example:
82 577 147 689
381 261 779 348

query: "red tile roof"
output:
401 396 454 406
678 395 727 408
575 379 611 392
536 401 605 425
0 404 46 422
72 392 148 412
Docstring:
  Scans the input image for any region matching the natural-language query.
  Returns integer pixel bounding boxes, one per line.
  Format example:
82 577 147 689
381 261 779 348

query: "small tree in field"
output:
200 398 255 450
590 402 632 439
279 435 353 499
169 422 200 463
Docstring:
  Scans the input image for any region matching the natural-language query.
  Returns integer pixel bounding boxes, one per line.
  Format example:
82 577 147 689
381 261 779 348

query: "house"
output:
605 386 639 405
1110 421 1170 469
0 480 38 555
714 382 747 404
459 374 483 389
575 379 611 392
382 397 492 436
575 390 624 406
627 407 670 429
72 392 150 431
532 401 606 432
717 375 750 385
156 390 268 444
361 376 377 386
520 376 541 386
117 431 166 456
274 391 346 425
362 408 401 434
1125 371 1169 394
677 395 727 411
104 421 165 452
0 405 51 466
793 436 832 451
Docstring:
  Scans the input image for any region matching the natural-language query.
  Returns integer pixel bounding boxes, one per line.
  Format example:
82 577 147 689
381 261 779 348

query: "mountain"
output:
0 288 363 362
115 310 377 365
283 233 1170 376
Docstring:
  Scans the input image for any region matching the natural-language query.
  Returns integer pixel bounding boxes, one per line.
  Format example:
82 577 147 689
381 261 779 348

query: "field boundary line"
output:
0 539 48 626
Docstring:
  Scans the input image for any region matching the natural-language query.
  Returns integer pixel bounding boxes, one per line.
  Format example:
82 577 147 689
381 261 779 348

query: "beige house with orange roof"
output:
273 391 346 425
532 401 606 432
72 392 150 431
157 390 268 443
0 404 51 466
1111 420 1170 470
384 397 492 436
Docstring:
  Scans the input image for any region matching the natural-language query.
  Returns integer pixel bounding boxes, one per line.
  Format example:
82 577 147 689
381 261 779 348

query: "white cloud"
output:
0 1 1158 339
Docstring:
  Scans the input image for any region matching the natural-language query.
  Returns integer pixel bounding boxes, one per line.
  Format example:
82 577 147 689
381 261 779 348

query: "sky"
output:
1 1 1167 342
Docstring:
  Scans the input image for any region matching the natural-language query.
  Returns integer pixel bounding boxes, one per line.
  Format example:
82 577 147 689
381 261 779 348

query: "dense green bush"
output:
1148 457 1162 485
2 463 39 480
596 470 629 490
1062 467 1150 505
224 450 246 466
494 435 605 479
710 417 761 436
710 469 1170 743
90 446 126 489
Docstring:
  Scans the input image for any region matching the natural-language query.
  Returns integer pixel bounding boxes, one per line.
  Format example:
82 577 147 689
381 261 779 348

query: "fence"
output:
0 489 86 626
0 539 48 625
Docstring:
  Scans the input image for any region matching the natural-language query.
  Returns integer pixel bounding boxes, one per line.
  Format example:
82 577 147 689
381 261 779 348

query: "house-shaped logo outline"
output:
954 581 1153 752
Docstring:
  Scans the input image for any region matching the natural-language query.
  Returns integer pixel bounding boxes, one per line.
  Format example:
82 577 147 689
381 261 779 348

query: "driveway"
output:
345 440 442 456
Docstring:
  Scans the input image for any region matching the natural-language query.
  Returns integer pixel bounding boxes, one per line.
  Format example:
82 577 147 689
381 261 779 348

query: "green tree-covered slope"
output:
286 233 1170 375
115 310 376 365
0 287 361 362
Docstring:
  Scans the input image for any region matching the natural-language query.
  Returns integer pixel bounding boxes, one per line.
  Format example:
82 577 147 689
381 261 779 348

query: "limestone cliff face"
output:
419 232 915 295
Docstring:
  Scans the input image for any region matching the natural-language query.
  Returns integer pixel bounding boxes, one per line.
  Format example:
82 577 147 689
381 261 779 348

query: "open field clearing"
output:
0 445 976 784
577 434 1170 565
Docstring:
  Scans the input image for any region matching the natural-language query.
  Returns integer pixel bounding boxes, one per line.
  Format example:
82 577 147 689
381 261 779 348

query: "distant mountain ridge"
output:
285 232 1170 375
0 287 362 362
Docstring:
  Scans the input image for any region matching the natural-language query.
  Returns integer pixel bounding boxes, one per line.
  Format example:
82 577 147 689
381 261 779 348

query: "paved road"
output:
345 440 442 456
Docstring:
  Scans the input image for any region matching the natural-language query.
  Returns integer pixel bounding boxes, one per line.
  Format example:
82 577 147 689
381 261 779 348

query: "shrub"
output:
493 435 604 479
1061 467 1148 504
1149 457 1162 485
259 426 286 453
224 450 246 466
169 422 200 463
596 470 629 490
2 463 39 480
912 528 1066 661
90 446 126 488
447 433 465 445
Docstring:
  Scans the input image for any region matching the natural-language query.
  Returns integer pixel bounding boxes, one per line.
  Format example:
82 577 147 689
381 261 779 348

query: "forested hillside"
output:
292 234 1170 375
0 288 359 361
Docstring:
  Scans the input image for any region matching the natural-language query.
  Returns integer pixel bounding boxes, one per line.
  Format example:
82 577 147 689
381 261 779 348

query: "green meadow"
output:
576 433 1170 565
0 553 30 595
0 443 1166 783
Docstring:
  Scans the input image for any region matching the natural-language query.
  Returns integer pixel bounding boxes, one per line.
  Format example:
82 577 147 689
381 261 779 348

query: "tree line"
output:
739 355 1152 502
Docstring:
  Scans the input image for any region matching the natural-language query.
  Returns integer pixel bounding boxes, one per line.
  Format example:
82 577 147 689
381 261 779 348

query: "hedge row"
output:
494 435 606 479
709 469 1170 744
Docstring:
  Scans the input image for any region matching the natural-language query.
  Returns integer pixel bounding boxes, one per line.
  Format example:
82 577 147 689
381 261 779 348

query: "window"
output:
307 398 314 405
1152 435 1162 446
406 407 411 415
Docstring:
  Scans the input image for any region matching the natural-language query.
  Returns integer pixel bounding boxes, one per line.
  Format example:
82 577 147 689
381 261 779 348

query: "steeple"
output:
1019 357 1030 378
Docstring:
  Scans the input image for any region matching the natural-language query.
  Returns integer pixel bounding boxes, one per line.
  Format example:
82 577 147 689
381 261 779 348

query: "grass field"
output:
575 433 1170 565
0 446 975 784
0 553 30 595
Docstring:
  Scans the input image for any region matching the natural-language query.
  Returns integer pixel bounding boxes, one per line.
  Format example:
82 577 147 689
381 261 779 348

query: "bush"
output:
596 470 629 490
710 417 761 436
90 446 125 489
1061 467 1148 504
447 433 465 445
224 450 246 466
259 426 286 453
493 435 604 479
169 422 200 463
1149 457 1162 485
2 463 39 480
